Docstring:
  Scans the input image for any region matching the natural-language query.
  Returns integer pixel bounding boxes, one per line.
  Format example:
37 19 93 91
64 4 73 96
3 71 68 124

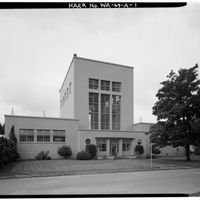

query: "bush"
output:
35 151 51 160
86 144 97 159
76 151 91 160
0 135 20 167
57 145 72 158
135 144 144 154
152 147 161 155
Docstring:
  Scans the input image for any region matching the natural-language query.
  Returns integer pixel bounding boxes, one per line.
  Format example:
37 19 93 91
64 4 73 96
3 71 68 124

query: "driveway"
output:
0 168 200 195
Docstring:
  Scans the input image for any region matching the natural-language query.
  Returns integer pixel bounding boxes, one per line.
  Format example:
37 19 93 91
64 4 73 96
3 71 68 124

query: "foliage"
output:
152 147 161 155
85 144 97 159
35 151 51 160
193 146 200 155
150 64 200 161
0 137 20 167
0 123 4 135
57 145 72 158
135 144 144 154
76 151 91 160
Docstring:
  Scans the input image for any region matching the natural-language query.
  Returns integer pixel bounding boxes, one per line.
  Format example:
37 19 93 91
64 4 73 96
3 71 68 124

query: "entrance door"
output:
110 142 119 156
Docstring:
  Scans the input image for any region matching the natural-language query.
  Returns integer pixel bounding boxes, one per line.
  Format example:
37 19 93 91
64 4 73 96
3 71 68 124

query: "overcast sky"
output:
0 3 200 124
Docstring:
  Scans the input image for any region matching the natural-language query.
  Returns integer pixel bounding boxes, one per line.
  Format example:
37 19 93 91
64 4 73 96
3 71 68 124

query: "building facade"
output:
5 54 183 160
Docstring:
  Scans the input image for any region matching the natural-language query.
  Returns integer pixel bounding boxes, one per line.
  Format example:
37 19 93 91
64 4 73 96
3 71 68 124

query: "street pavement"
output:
0 168 200 195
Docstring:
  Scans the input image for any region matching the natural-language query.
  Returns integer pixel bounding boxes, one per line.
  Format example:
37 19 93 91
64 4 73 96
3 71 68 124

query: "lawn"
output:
0 156 199 179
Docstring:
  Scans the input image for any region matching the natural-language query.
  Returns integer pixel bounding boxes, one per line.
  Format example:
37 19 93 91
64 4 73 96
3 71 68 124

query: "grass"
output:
0 155 199 179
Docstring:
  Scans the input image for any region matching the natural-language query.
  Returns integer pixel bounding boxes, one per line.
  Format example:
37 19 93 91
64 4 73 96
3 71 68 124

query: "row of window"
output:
19 129 66 142
89 93 121 130
61 82 72 107
96 139 131 152
89 79 121 92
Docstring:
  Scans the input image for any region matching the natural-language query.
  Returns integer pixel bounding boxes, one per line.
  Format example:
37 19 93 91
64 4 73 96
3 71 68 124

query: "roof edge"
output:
76 56 134 69
4 115 79 121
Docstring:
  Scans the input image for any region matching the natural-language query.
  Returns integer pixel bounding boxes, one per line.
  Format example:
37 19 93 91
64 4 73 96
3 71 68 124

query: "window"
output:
112 95 121 130
89 93 99 129
101 94 110 130
53 130 65 142
89 78 99 89
19 129 34 142
97 139 106 152
112 82 121 92
123 140 131 151
69 82 72 95
101 80 110 91
64 92 66 102
37 129 50 142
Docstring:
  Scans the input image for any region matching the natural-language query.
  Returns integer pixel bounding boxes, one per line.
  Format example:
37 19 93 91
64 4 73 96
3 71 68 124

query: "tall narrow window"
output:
69 82 72 95
112 95 121 130
89 93 99 129
89 78 99 89
112 82 121 92
101 94 110 130
101 80 110 91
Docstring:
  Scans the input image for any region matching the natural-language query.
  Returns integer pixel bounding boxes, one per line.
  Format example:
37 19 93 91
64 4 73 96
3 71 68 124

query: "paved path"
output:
0 168 200 195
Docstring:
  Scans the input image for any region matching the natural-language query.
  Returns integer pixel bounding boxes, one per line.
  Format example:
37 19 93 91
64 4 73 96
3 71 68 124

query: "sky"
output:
0 2 200 124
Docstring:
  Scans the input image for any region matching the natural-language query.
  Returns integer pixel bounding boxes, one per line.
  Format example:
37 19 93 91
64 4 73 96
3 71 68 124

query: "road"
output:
0 168 200 195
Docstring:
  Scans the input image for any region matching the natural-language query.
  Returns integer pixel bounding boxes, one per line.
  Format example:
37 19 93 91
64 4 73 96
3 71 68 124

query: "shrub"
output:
35 151 51 160
57 145 72 158
193 146 200 155
135 144 144 154
76 151 91 160
0 135 20 167
152 147 161 155
85 144 97 159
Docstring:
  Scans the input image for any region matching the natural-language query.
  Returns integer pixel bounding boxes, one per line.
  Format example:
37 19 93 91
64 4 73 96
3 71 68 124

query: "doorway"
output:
110 140 119 156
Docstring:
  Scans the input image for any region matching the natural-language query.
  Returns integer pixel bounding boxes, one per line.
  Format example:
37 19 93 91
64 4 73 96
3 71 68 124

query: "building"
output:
4 54 184 159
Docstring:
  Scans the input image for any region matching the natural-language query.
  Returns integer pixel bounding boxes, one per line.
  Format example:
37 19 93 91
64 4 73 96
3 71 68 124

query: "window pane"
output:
112 82 121 92
89 78 99 89
53 130 66 142
101 94 110 130
19 129 34 142
89 93 99 129
112 95 121 130
101 80 110 91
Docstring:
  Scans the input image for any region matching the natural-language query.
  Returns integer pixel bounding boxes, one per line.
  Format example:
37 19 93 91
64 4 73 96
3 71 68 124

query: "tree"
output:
150 64 200 161
0 123 4 135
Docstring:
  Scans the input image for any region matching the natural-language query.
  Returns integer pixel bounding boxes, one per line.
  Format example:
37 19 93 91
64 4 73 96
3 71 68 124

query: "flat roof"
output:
60 54 134 91
76 56 134 69
78 129 148 133
4 115 79 121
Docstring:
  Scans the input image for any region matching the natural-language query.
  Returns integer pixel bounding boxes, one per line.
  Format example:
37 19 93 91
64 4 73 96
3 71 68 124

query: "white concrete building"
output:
4 54 184 159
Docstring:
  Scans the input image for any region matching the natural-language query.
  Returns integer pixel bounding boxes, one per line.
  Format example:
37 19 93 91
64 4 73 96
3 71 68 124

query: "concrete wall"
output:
78 130 149 158
74 57 134 130
60 58 75 118
5 115 79 159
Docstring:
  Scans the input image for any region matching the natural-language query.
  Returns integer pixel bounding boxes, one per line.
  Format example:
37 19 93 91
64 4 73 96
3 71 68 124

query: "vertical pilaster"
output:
34 129 37 143
118 139 123 156
110 94 112 130
98 92 101 130
106 139 110 156
50 130 53 143
130 139 135 155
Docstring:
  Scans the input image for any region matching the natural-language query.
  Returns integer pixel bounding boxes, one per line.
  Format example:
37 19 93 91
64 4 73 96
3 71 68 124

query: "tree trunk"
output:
185 144 191 161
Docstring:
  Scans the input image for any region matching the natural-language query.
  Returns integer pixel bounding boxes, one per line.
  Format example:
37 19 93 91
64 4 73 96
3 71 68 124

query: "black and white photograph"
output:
0 1 200 197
